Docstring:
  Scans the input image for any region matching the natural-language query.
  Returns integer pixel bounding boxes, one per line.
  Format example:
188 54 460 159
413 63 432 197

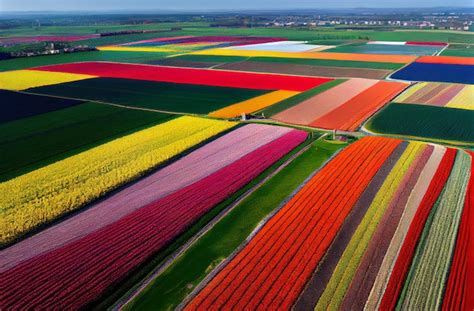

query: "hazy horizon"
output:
1 0 472 12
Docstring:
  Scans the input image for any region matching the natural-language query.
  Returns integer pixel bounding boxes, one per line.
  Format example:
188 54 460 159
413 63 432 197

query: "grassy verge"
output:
124 137 347 311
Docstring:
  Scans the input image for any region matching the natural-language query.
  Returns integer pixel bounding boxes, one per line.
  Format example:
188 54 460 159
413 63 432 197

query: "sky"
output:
1 0 472 12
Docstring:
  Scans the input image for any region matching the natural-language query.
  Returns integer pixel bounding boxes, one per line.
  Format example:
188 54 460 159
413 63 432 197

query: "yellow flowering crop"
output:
209 90 299 118
0 69 95 91
0 116 236 245
446 85 474 110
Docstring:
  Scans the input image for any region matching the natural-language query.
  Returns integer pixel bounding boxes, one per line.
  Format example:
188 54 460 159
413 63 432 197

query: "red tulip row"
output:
379 148 457 310
186 136 401 310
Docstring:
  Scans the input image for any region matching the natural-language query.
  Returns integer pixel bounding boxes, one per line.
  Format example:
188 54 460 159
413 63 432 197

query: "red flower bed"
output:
379 148 456 310
33 62 332 91
442 152 473 311
0 130 306 309
186 136 401 310
406 41 447 46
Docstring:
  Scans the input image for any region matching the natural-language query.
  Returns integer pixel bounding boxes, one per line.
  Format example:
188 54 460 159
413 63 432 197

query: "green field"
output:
27 78 268 114
0 102 173 181
262 79 346 116
125 138 347 311
365 103 474 146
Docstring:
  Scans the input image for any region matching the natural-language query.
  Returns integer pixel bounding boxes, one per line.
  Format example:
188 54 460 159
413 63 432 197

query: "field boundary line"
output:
115 135 319 310
176 134 347 310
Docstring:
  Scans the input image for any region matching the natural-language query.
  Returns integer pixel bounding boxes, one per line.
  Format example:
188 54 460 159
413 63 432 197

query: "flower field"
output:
391 56 474 84
394 82 473 110
99 35 285 53
0 116 235 245
0 124 297 272
33 61 331 91
184 136 473 310
208 90 299 118
325 41 446 56
0 69 95 90
271 78 408 131
0 125 307 308
190 47 417 63
1 31 473 310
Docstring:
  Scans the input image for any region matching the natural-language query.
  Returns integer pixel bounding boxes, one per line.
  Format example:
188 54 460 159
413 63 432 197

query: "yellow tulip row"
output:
0 116 236 245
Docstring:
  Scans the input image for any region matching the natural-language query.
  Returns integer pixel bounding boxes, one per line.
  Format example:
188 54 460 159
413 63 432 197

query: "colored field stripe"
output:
398 151 470 310
0 69 95 91
406 41 447 46
191 48 416 63
34 62 331 91
208 90 299 118
315 142 423 311
294 141 406 310
340 144 433 310
394 82 426 102
0 124 292 272
120 36 194 46
185 137 401 310
395 82 472 109
365 145 446 309
379 148 456 310
0 130 307 309
97 46 176 52
264 80 347 117
417 55 474 65
446 85 474 110
310 80 407 131
272 78 377 126
391 62 474 84
442 152 474 311
0 117 235 245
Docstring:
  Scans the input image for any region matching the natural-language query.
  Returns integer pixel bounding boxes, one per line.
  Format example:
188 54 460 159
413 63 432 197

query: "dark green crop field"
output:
0 90 84 123
365 103 474 146
27 78 269 114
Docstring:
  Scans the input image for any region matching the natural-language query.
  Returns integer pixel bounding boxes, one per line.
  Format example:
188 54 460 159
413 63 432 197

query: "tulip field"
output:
0 30 473 310
184 137 473 311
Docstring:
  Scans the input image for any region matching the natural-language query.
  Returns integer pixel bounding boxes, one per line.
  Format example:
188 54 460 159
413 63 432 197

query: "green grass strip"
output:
124 138 347 311
315 142 423 311
0 101 173 181
261 79 347 117
397 150 470 310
